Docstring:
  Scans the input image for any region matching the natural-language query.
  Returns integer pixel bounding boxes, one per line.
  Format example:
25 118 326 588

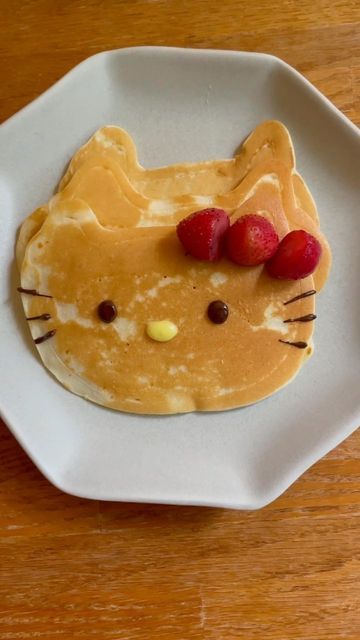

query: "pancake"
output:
17 122 331 414
292 172 319 225
16 207 48 274
20 201 317 414
16 120 318 262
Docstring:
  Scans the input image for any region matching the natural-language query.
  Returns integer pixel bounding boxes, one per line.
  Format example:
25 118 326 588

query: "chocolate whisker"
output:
279 339 308 349
34 329 56 345
284 313 316 324
27 314 51 321
283 289 316 305
18 287 52 299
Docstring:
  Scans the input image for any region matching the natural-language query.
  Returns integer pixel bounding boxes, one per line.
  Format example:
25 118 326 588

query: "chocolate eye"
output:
98 300 117 323
207 300 229 324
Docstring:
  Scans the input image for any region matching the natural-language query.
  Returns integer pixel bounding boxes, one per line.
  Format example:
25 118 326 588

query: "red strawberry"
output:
176 208 230 261
226 214 279 266
266 230 322 280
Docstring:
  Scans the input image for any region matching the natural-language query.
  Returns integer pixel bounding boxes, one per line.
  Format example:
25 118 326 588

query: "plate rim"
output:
0 46 359 509
1 46 359 137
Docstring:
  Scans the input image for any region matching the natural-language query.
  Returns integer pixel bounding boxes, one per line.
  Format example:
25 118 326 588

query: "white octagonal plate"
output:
0 47 359 508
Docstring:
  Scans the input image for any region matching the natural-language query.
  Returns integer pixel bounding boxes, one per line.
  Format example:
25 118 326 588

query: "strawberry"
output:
226 214 279 266
176 208 230 261
266 230 322 280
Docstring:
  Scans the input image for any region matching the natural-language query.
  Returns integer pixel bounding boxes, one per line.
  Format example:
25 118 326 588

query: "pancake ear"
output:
234 120 295 170
59 126 138 191
62 121 296 192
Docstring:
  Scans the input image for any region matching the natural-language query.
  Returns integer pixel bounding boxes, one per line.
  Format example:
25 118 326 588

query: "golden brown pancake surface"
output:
20 203 316 414
17 121 331 414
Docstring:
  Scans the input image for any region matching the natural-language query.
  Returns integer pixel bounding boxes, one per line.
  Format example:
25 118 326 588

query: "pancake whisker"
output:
279 339 308 349
17 287 53 299
283 313 316 323
26 313 51 321
283 289 316 305
34 329 56 345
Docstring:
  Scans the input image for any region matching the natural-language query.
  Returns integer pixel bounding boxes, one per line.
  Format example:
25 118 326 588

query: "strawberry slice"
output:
266 230 322 280
226 214 279 266
176 208 230 261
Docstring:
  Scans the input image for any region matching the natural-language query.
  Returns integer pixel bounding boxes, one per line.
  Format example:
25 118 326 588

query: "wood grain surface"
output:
0 1 359 638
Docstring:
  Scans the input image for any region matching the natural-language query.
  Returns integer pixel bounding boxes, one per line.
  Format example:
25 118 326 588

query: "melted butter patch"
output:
66 355 85 375
168 365 188 375
209 272 228 288
49 205 95 226
94 131 114 149
251 303 288 335
166 391 188 412
193 195 213 206
112 317 137 341
128 292 145 310
147 200 177 215
146 275 182 299
246 173 280 199
138 218 157 228
55 302 94 328
217 387 235 396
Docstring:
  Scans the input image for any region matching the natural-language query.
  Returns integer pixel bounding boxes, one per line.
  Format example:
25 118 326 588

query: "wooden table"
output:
1 2 359 638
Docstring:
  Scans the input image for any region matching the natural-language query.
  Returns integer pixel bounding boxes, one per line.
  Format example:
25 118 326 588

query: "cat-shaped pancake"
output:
17 122 331 414
20 199 317 414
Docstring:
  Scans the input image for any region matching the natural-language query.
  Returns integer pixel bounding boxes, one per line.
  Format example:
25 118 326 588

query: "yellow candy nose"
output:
146 320 178 342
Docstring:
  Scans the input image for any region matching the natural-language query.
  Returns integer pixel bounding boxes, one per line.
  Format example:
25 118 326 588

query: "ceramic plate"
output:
0 47 359 508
